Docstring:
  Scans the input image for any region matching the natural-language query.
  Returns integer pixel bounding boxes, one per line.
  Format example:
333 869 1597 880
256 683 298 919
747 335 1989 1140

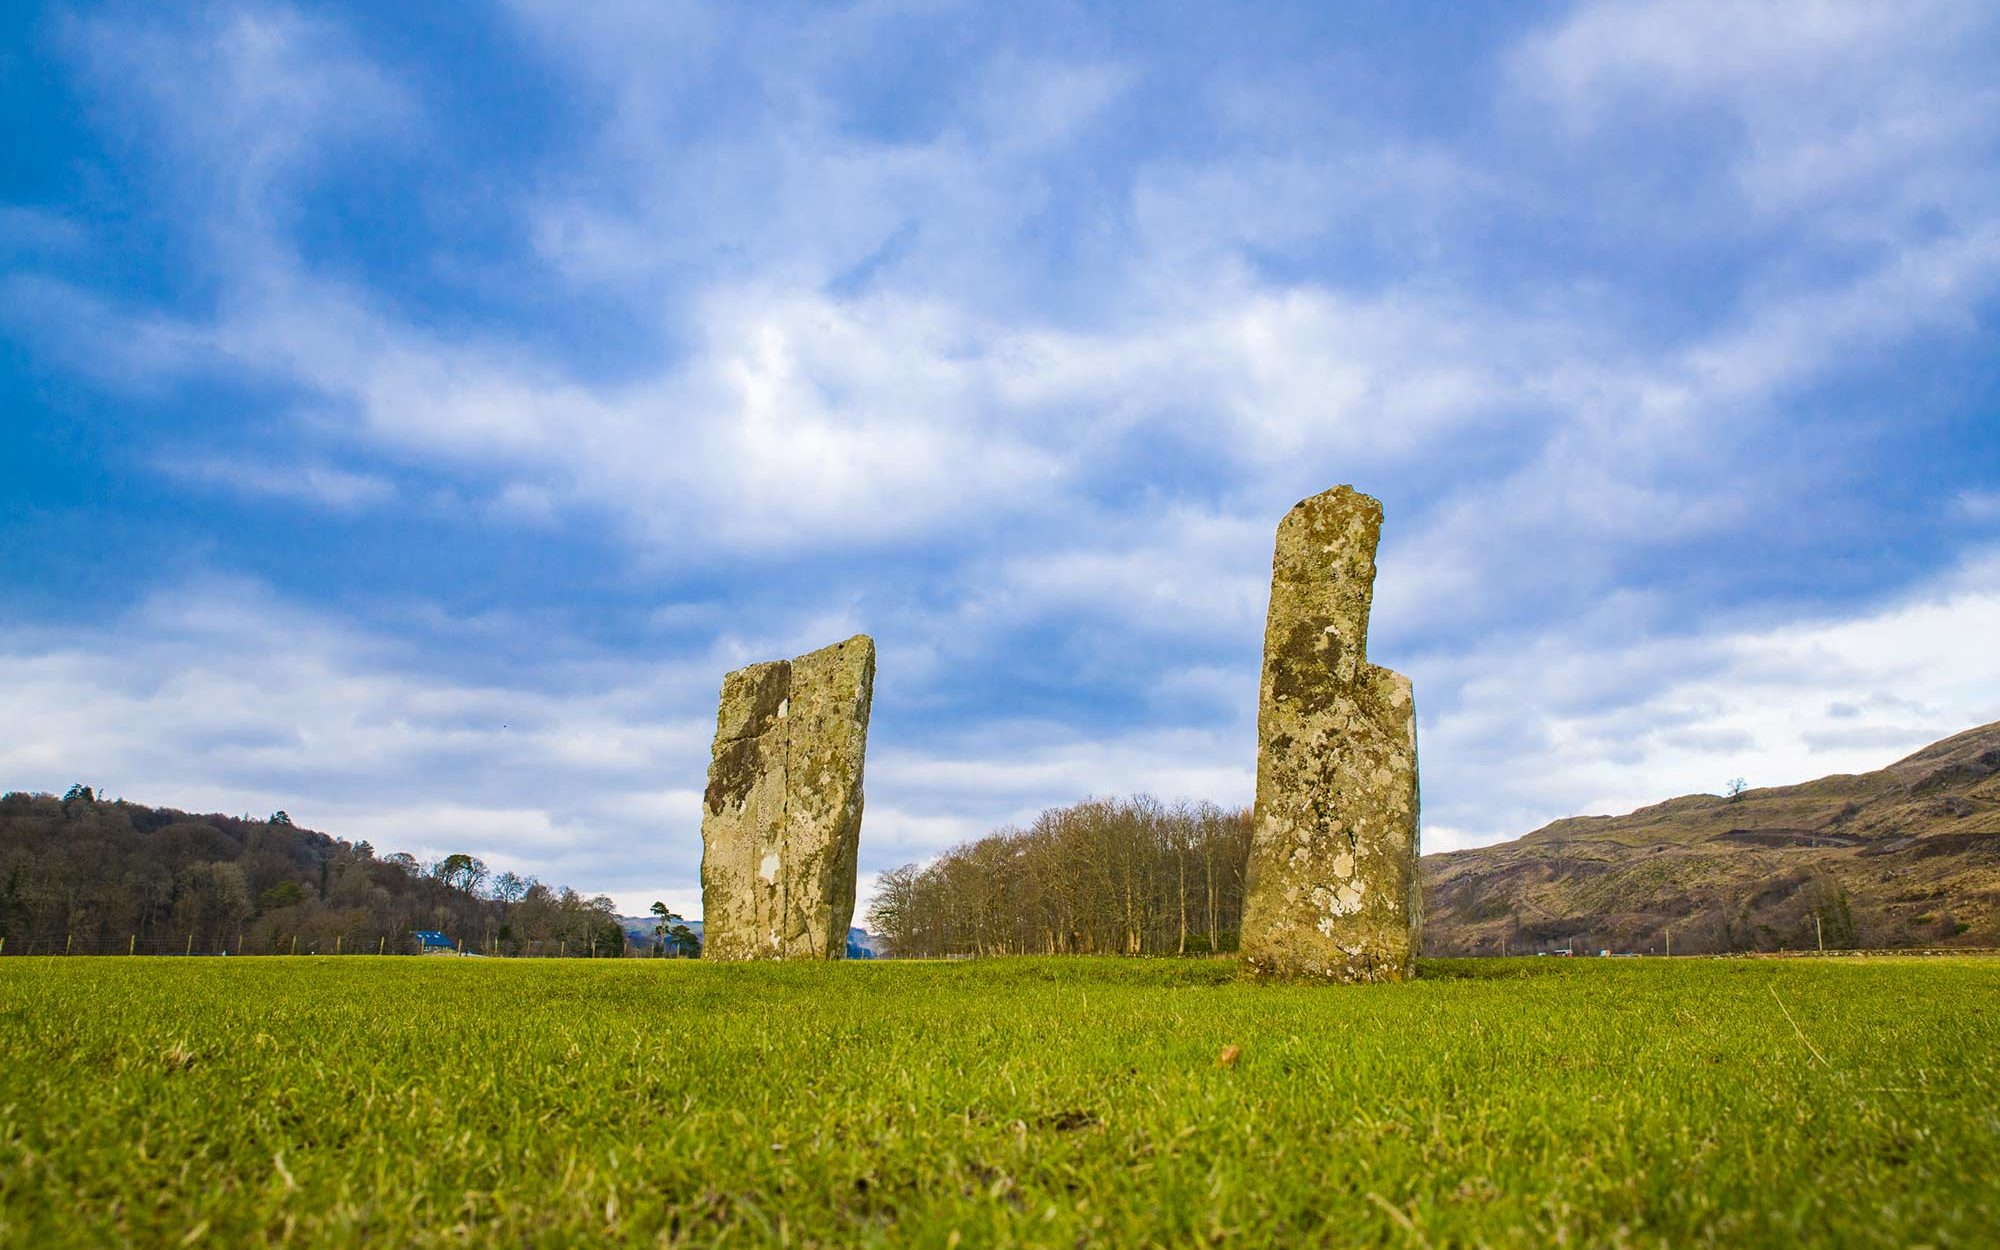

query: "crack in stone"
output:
700 636 874 961
1241 486 1421 983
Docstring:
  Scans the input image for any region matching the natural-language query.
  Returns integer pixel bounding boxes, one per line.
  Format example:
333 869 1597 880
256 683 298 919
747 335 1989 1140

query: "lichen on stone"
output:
699 635 875 961
1240 486 1421 983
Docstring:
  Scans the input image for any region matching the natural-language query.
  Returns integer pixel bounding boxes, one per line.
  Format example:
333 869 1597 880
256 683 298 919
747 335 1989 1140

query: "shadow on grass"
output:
868 955 1581 986
1416 956 1578 980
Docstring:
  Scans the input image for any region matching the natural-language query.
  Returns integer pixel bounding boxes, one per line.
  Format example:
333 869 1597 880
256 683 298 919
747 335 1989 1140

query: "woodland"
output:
0 787 625 956
867 796 1254 957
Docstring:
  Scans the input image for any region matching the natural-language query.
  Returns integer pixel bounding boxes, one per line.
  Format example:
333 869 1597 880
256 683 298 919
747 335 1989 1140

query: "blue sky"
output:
4 0 1998 918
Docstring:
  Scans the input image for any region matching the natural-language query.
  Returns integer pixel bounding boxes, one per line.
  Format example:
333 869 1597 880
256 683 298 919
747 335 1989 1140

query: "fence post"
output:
336 935 343 956
291 934 298 956
379 935 386 956
185 933 193 957
130 934 136 956
66 933 74 956
237 932 243 956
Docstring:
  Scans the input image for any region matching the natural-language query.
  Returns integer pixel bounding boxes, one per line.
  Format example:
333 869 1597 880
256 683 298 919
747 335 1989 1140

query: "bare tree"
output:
869 796 1253 959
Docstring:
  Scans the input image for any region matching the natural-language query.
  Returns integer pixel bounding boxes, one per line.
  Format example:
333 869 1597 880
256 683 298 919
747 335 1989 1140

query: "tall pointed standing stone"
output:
1240 487 1421 982
700 635 875 960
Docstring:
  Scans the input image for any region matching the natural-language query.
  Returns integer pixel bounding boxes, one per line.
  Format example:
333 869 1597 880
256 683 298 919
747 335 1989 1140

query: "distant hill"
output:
616 916 880 959
1423 720 2000 955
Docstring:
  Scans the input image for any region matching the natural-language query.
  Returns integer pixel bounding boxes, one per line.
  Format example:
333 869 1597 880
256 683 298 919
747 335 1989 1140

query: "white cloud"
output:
1515 0 2000 229
8 0 2000 926
29 557 1994 913
0 578 721 911
69 3 417 214
980 507 1270 645
1419 548 2000 846
487 483 560 527
158 455 397 510
0 575 1256 916
871 721 1257 834
30 0 1998 597
0 205 87 255
0 274 214 394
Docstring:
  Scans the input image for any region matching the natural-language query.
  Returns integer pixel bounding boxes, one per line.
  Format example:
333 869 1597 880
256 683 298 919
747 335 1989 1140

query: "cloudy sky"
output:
4 1 1998 918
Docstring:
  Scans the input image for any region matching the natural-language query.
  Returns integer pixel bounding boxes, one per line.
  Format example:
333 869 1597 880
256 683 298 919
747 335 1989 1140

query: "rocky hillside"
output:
1423 720 2000 955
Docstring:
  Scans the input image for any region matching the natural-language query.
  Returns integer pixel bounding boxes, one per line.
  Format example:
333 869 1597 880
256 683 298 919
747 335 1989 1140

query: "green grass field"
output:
2 956 1995 1247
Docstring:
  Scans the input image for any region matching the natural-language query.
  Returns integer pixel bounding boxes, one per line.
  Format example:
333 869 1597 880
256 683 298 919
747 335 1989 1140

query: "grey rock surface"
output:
700 635 875 960
1239 486 1421 981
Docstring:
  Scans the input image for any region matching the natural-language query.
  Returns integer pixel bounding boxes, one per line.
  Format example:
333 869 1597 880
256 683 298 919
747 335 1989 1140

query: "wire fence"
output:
8 932 1991 961
0 932 693 958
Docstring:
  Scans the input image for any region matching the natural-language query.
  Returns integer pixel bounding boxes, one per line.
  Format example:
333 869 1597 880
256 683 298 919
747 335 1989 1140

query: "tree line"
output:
866 796 1254 958
0 786 629 956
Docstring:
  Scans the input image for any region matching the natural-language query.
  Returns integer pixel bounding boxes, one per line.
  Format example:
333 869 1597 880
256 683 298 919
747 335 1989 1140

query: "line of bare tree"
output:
0 787 627 956
866 796 1253 958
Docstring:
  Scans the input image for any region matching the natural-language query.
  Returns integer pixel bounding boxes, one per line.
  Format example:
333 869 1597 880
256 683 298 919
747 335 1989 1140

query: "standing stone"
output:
1239 486 1421 982
700 635 875 960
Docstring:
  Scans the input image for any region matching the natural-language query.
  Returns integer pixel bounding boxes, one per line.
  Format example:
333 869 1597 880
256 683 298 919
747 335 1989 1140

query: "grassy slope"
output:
1424 720 2000 954
3 957 1997 1247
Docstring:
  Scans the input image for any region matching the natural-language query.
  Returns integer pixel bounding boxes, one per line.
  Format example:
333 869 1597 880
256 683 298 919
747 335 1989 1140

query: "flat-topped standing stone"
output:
1239 486 1421 982
700 635 875 960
